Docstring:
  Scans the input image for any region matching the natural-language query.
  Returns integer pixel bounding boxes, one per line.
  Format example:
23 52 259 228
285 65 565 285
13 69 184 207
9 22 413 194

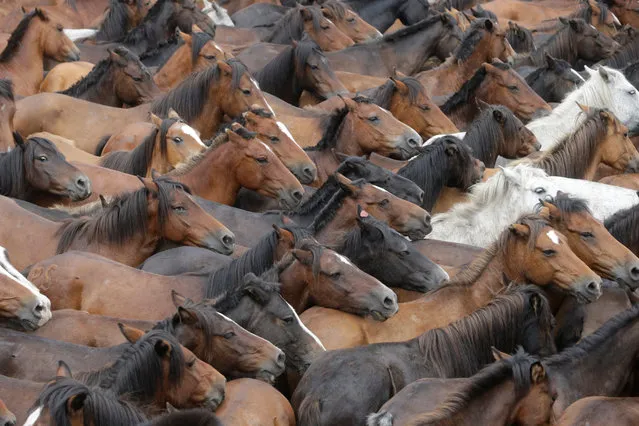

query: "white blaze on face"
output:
217 312 274 347
570 68 586 82
372 185 390 194
258 140 275 155
24 406 43 426
611 12 621 26
547 230 560 245
284 300 326 350
277 121 300 147
249 77 276 116
334 252 355 267
0 248 41 297
178 124 206 148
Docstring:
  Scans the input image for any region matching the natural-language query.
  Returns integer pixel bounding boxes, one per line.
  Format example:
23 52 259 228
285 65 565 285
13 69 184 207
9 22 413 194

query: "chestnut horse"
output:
0 9 79 96
556 396 639 425
0 177 235 269
95 0 157 41
38 61 94 92
415 19 516 97
318 0 382 43
300 214 601 350
514 107 639 180
14 58 274 153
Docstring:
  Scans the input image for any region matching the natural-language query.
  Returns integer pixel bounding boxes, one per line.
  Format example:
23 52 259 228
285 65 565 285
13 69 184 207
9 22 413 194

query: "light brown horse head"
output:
292 37 349 100
170 291 286 384
0 246 51 330
109 46 159 105
320 0 382 42
509 360 554 426
242 106 317 184
503 215 602 303
539 193 639 290
299 6 354 51
118 323 227 410
26 8 80 62
558 17 620 61
150 112 206 172
340 96 423 160
336 173 432 240
142 176 236 254
586 107 639 173
225 125 304 209
585 0 620 37
478 61 551 122
465 18 516 64
288 245 399 321
0 80 15 152
179 28 229 71
386 74 459 138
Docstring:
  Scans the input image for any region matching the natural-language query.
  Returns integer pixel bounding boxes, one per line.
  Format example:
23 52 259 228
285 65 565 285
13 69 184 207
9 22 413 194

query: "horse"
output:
506 20 535 53
605 202 639 257
0 80 14 152
0 177 235 269
397 136 483 211
254 35 348 107
368 349 552 426
525 53 585 103
527 66 639 150
607 0 639 28
555 396 639 426
0 9 79 96
143 408 222 426
0 134 91 203
263 5 354 51
54 46 158 107
512 18 619 69
95 0 157 41
292 286 556 426
514 106 639 180
440 60 551 129
154 29 228 91
38 61 94 92
0 399 15 426
301 214 601 351
14 58 274 152
338 0 433 33
318 0 382 43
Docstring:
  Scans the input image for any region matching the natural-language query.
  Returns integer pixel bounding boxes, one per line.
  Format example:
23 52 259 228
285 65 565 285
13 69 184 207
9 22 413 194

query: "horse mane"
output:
573 0 611 25
152 59 247 121
441 62 511 114
0 136 61 198
0 9 48 63
416 285 552 377
525 55 572 86
370 76 423 109
528 19 582 66
287 173 342 216
205 226 312 299
603 36 639 68
405 348 540 425
463 104 519 165
0 79 14 101
55 178 186 253
304 103 350 151
382 13 451 43
191 31 214 64
320 0 349 19
440 214 550 288
452 18 495 62
96 0 143 41
122 0 173 45
80 329 185 402
524 108 609 178
34 377 148 426
100 126 163 176
545 303 639 368
265 5 325 43
141 409 222 426
339 215 398 256
261 239 323 282
212 273 282 313
605 202 639 250
214 107 273 139
506 23 534 53
540 191 592 217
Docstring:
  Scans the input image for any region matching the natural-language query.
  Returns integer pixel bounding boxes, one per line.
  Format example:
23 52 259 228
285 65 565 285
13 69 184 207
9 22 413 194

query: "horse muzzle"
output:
572 276 603 304
614 259 639 290
205 231 235 255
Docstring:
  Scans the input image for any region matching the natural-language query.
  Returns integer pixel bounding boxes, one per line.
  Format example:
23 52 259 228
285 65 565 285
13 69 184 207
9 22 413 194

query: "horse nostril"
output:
292 190 303 201
35 303 43 313
222 234 234 247
417 190 425 203
383 296 394 307
424 215 431 225
631 266 639 279
302 166 315 179
277 352 286 366
587 281 598 293
407 138 419 148
76 177 87 188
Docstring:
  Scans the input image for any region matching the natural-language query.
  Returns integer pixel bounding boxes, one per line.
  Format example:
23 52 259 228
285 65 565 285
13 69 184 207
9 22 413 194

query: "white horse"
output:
527 66 639 150
202 0 234 26
428 165 639 247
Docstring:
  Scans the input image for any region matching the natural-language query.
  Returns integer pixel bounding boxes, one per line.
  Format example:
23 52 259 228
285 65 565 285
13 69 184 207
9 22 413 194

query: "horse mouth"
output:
370 310 392 321
20 318 39 331
256 370 278 385
407 229 428 240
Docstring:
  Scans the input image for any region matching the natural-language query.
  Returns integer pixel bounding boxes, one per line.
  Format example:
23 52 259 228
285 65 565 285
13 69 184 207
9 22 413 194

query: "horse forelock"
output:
191 31 214 65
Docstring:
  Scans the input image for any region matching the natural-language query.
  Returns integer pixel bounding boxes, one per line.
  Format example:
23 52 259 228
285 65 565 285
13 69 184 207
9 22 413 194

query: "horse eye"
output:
330 272 341 278
542 249 556 257
379 199 390 207
625 132 629 138
38 155 48 162
223 331 236 339
581 231 594 238
283 316 294 324
172 206 186 213
321 25 329 30
310 64 319 70
269 136 280 143
255 157 268 164
56 24 63 32
508 85 519 91
534 187 545 194
132 76 143 82
173 137 183 143
347 17 355 23
187 359 196 368
242 89 251 95
399 250 410 256
368 116 380 123
203 55 217 60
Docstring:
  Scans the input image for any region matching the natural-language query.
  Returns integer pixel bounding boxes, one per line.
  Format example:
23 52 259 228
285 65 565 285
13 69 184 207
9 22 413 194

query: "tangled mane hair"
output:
99 126 163 176
306 96 373 151
212 272 282 313
205 225 312 299
80 329 185 403
605 202 639 251
369 75 424 109
0 79 14 100
32 376 147 426
453 18 497 62
382 13 455 43
265 5 326 43
536 191 591 218
0 9 48 63
96 0 145 41
441 61 511 114
55 178 190 253
403 348 542 425
528 19 589 66
152 59 248 121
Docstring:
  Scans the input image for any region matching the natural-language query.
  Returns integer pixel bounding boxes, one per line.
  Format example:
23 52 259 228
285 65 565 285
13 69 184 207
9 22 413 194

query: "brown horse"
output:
53 46 158 107
169 125 304 207
154 29 229 91
608 0 639 28
300 214 601 350
14 58 273 153
440 60 552 129
319 0 382 43
415 18 516 97
96 0 157 41
0 177 235 270
556 396 639 426
0 9 79 96
514 107 639 180
38 61 94 92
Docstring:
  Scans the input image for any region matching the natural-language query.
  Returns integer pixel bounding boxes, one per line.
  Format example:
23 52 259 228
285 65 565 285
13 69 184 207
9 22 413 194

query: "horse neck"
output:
531 30 576 66
446 380 520 425
277 262 312 313
81 66 120 106
0 27 45 94
536 125 601 179
313 200 358 246
447 100 479 130
172 144 241 205
454 248 510 305
305 149 341 186
189 87 223 140
381 22 446 74
464 122 500 167
154 46 192 91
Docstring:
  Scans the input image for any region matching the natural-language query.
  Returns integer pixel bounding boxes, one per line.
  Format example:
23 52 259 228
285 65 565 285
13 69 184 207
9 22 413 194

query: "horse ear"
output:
56 360 73 378
177 29 192 44
598 66 610 82
67 392 87 416
492 108 505 124
544 52 556 68
575 102 590 114
99 194 109 208
273 224 295 247
539 198 561 218
508 20 515 29
291 249 314 266
509 223 530 238
476 98 490 111
558 17 568 25
137 176 158 196
154 339 172 358
177 307 198 325
491 347 511 361
150 113 163 128
108 48 128 67
390 78 409 96
217 60 233 77
568 19 583 32
166 402 178 413
531 362 546 384
484 19 494 32
118 323 145 343
21 6 27 14
171 289 187 308
444 141 459 156
13 132 25 149
167 108 181 120
537 205 551 219
192 24 204 33
300 7 313 21
341 97 358 111
334 173 361 195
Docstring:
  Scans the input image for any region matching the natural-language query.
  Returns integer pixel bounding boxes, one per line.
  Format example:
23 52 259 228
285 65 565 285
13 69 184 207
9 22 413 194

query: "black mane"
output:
191 31 214 64
382 13 453 43
605 202 639 252
441 62 510 114
0 79 14 100
96 0 144 41
453 18 496 62
265 5 326 44
0 9 48 63
369 75 423 109
213 273 282 312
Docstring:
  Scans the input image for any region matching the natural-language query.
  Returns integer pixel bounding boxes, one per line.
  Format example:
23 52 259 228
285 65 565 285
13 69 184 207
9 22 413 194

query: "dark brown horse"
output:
0 80 15 152
525 53 585 103
95 0 157 41
318 0 382 43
